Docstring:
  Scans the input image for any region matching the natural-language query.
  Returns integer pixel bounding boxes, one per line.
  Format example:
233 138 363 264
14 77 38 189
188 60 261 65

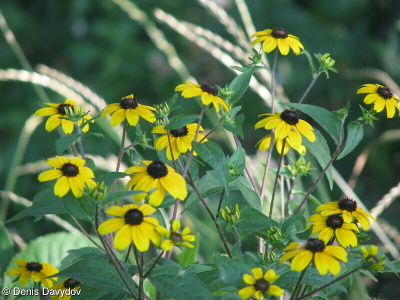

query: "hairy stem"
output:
298 72 321 104
269 138 286 218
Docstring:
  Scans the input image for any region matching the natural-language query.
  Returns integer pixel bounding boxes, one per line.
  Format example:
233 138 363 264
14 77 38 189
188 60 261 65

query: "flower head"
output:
280 238 347 275
152 123 208 160
357 84 400 118
98 203 161 251
101 94 156 126
50 278 81 300
6 259 58 287
238 268 283 299
38 156 95 198
251 28 304 55
361 245 386 271
255 134 306 155
35 99 93 134
316 198 375 230
125 160 187 207
255 109 316 149
155 220 195 251
175 82 230 113
308 213 359 247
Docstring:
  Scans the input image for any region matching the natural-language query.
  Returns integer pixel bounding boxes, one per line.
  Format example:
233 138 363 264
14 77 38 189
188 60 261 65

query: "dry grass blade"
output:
370 182 400 219
234 0 256 39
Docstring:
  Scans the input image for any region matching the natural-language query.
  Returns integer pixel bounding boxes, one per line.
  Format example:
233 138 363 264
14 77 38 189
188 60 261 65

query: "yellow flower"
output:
308 213 359 247
251 28 304 55
98 203 161 251
175 82 230 113
361 245 386 271
316 198 375 230
38 156 95 198
6 259 58 288
238 268 283 299
35 99 93 134
255 135 306 155
50 278 81 300
125 160 187 207
101 94 156 126
152 123 208 160
357 84 400 118
280 238 347 275
155 220 196 251
255 109 316 149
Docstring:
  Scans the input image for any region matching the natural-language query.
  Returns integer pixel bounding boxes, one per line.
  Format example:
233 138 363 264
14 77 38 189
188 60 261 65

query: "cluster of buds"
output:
220 204 241 224
88 181 108 201
154 102 171 119
219 86 234 101
358 105 379 127
287 157 311 177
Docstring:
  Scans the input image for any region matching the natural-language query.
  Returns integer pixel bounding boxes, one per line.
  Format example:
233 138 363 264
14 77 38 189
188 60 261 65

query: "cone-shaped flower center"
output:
61 163 79 177
305 238 326 252
326 214 344 229
120 96 138 109
338 198 357 212
272 28 289 39
26 262 43 272
124 209 144 225
170 126 189 137
280 109 299 125
377 86 392 99
64 278 81 289
200 83 219 96
254 279 270 293
170 232 183 244
147 161 168 178
57 103 73 115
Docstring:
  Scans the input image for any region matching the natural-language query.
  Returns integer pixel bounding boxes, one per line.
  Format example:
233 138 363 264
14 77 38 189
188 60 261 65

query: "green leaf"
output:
228 142 245 180
63 193 93 221
213 253 249 287
177 236 199 267
281 210 305 233
6 188 67 223
228 66 259 105
96 172 127 186
0 223 13 275
101 190 146 205
283 102 341 144
55 134 82 155
164 114 199 130
337 121 364 160
234 206 278 239
303 129 333 189
230 176 261 211
223 114 244 138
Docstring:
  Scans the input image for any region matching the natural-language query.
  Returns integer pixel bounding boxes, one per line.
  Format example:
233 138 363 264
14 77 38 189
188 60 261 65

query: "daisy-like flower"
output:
155 220 196 251
361 245 386 271
357 84 400 118
308 213 359 247
238 267 283 299
255 135 306 155
6 259 58 288
175 82 230 113
125 160 187 207
152 123 208 160
38 156 96 198
280 238 347 275
101 94 156 126
98 203 161 251
255 109 316 149
35 99 93 134
316 197 375 230
251 28 304 55
50 278 81 300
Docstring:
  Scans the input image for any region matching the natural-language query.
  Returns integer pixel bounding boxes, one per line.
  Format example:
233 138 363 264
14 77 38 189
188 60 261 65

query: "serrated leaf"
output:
213 253 249 287
281 210 305 232
283 102 341 144
230 176 261 211
337 121 364 160
223 114 244 138
235 206 278 239
55 134 82 155
164 114 199 130
228 66 260 105
96 172 127 186
63 193 93 221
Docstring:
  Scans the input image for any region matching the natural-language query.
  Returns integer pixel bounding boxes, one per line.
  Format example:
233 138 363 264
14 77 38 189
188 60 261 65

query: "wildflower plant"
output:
3 3 399 300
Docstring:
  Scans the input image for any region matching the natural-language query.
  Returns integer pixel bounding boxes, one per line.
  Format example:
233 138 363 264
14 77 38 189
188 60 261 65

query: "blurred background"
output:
1 0 400 298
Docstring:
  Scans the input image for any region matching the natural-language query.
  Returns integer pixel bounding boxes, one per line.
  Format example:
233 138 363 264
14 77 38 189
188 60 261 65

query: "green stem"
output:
112 121 128 192
125 244 132 263
143 251 164 278
74 123 86 160
269 138 286 218
285 175 298 216
298 72 321 104
290 266 308 300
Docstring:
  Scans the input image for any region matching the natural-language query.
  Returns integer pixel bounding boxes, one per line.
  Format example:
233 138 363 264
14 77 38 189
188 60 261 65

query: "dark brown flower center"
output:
171 232 183 244
63 278 81 289
61 163 79 177
200 83 218 96
326 214 344 229
124 209 144 225
120 95 138 109
338 198 357 212
254 279 270 293
305 238 326 252
147 161 168 178
377 86 392 99
57 103 73 115
280 109 299 125
170 126 189 137
26 262 43 272
272 28 289 39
